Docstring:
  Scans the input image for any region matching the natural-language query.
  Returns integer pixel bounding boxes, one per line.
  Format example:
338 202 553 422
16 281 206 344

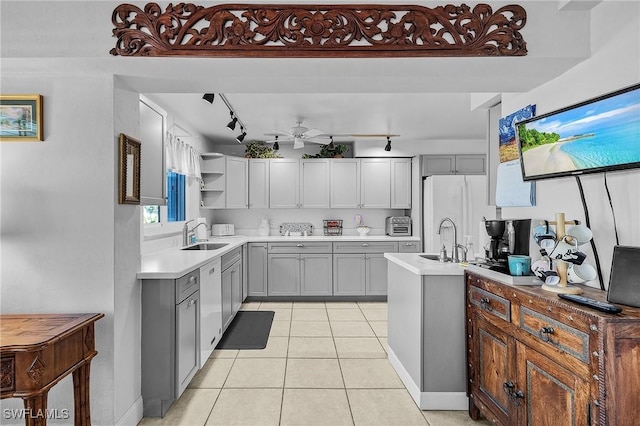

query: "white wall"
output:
499 1 640 289
0 73 118 424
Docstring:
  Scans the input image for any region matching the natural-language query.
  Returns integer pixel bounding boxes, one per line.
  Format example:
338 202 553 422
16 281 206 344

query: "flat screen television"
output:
515 83 640 181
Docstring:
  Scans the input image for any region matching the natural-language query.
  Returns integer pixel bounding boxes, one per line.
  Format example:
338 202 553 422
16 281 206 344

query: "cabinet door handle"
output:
188 299 197 307
538 326 554 342
296 244 304 247
208 267 215 274
362 243 369 247
189 276 196 283
503 381 515 396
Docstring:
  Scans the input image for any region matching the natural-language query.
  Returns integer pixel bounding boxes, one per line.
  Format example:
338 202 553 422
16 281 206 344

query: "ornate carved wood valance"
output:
110 3 527 58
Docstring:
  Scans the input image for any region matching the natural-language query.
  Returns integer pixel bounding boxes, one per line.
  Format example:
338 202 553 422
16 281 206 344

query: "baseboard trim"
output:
116 396 144 426
388 347 468 410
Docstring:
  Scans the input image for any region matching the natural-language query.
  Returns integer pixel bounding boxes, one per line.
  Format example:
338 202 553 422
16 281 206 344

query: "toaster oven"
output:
385 216 412 236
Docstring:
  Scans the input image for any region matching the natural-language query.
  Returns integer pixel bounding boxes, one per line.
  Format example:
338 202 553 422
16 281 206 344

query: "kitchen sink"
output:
419 254 450 262
182 243 229 251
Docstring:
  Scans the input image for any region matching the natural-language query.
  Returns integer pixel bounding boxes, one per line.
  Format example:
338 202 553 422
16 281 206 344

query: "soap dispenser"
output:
258 218 270 236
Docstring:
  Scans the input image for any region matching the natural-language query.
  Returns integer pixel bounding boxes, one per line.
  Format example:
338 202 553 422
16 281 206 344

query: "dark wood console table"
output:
1 313 104 426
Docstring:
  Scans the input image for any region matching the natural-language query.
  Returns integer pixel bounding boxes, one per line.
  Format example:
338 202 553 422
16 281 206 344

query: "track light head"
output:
273 136 279 151
385 137 392 152
227 114 238 132
236 128 246 143
202 93 215 104
328 136 334 149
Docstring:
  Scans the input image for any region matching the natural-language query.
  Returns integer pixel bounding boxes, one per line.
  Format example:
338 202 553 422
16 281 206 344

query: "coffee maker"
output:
483 219 531 272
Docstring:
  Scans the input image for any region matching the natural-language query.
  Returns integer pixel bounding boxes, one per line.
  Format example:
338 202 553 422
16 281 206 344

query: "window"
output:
143 170 186 224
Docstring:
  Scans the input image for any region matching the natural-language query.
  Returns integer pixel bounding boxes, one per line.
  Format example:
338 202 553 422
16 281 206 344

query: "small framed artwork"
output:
118 133 141 204
0 94 44 141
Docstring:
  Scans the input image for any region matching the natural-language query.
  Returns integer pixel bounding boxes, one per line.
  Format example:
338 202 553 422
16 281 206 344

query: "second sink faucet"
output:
437 217 459 263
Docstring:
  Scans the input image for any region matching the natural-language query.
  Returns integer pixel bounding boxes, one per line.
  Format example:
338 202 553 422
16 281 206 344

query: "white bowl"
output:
356 226 370 236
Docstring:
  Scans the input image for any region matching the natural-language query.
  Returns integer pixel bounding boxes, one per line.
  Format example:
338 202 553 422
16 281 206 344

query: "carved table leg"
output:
72 362 91 426
23 392 48 426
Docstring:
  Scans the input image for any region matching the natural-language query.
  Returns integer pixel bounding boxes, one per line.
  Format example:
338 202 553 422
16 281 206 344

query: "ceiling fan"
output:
265 121 332 149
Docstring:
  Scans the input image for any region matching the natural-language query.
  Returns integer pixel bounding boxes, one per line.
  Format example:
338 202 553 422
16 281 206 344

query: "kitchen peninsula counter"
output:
140 235 420 279
384 252 467 411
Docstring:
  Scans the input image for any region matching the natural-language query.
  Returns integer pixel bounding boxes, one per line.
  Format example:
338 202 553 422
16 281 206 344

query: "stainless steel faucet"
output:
182 220 206 246
437 217 459 263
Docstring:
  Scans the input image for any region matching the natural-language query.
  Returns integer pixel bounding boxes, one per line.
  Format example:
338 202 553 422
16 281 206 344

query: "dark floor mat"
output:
216 311 275 350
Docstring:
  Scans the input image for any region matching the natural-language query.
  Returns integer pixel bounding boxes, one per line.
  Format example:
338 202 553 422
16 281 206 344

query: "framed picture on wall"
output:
0 94 44 142
118 133 141 204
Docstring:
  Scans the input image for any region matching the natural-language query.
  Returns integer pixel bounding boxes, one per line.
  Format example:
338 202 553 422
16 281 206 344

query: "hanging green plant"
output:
244 141 281 158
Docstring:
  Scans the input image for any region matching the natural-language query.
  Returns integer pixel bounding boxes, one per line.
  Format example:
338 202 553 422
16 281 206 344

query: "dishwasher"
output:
199 258 222 367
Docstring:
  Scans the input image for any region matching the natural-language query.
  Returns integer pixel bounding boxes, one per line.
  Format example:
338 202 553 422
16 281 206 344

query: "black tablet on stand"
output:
607 245 640 308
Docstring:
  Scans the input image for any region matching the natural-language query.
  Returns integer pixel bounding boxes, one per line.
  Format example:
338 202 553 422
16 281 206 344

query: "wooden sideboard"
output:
465 271 640 425
1 313 104 426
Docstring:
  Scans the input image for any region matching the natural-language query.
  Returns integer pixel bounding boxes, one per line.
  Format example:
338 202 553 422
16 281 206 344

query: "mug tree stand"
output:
540 213 583 295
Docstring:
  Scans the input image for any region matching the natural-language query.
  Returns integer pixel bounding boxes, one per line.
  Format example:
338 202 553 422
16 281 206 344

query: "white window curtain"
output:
165 131 202 179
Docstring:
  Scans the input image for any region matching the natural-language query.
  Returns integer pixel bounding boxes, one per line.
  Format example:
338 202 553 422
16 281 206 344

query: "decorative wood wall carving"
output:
110 3 527 57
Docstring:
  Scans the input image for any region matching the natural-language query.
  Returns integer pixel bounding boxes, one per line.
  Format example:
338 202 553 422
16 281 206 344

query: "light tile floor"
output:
139 301 491 426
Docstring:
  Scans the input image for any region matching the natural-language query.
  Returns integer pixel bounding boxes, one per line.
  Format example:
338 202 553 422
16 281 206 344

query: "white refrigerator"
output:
422 175 494 258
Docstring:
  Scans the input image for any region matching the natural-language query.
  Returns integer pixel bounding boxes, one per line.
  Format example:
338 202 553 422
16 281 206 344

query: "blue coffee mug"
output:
508 255 531 276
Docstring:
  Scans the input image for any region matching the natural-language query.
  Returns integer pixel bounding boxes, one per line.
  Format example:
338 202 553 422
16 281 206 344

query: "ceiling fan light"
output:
385 137 392 152
293 137 304 149
202 93 215 104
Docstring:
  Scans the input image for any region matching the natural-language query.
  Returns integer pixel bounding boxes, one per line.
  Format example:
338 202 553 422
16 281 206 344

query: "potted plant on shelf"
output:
319 143 349 158
244 141 281 158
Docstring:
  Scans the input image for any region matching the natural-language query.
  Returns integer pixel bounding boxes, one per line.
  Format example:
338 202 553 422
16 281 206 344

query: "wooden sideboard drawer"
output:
518 306 590 363
468 285 511 323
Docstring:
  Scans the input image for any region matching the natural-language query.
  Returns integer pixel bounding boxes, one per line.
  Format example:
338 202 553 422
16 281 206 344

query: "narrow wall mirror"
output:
118 133 141 204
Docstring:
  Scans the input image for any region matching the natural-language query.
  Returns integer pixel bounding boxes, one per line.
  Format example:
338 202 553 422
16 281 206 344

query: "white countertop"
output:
384 252 466 276
139 235 420 279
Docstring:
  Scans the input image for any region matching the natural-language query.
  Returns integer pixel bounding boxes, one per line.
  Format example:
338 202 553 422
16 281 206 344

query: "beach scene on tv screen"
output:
518 87 640 178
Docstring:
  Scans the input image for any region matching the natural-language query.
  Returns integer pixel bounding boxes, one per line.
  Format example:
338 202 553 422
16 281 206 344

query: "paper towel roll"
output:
196 217 208 240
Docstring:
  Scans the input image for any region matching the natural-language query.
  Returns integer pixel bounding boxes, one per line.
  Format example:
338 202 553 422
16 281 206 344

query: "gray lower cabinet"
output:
221 248 242 330
333 242 399 296
248 243 268 296
141 269 201 417
267 242 333 296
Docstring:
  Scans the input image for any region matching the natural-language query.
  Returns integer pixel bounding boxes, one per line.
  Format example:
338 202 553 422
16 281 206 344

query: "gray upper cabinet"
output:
391 158 412 209
225 156 248 208
300 159 330 208
330 159 360 208
269 159 300 208
139 96 166 205
421 154 486 175
249 159 269 209
360 158 391 208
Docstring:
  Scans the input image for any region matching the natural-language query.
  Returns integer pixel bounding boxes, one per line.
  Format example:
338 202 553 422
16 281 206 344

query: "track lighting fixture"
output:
236 127 246 143
327 136 334 149
273 136 279 151
202 93 215 104
227 112 238 131
385 136 392 151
